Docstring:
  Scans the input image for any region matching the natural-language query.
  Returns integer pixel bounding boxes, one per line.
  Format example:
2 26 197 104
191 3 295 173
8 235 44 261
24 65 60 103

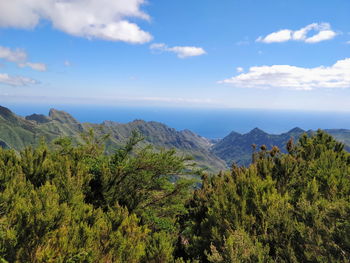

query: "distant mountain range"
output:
1 105 350 170
212 127 350 166
0 106 226 172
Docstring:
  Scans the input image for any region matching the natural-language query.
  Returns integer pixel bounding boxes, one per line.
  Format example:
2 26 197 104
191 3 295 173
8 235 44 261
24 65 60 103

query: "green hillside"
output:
212 127 350 166
1 128 350 262
0 106 226 172
2 105 350 171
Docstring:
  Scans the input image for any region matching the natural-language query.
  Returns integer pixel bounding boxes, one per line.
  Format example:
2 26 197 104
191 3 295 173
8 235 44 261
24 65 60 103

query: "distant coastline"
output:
3 103 350 139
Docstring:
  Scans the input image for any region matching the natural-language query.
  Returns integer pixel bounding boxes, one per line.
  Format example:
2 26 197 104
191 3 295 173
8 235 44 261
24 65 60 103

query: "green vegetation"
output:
3 105 350 169
0 130 196 262
182 130 350 262
1 127 350 262
0 106 226 172
212 127 350 166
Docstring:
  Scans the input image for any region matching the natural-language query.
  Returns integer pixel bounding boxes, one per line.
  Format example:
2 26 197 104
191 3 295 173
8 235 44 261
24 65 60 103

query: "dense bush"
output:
0 131 194 262
181 130 350 262
1 130 349 262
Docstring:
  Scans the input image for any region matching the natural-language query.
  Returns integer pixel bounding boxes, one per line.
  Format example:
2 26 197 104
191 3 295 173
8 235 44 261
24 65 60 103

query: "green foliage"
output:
0 106 226 172
1 129 350 262
144 232 175 263
182 130 350 262
0 130 194 262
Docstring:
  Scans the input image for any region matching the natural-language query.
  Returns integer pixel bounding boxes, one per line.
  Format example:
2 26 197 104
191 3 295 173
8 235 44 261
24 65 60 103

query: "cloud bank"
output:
0 46 47 71
0 0 152 44
257 23 337 44
219 58 350 90
0 73 38 86
150 43 206 58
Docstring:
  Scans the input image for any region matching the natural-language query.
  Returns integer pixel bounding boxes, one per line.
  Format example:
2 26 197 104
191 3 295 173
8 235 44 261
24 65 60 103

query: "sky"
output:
0 0 349 111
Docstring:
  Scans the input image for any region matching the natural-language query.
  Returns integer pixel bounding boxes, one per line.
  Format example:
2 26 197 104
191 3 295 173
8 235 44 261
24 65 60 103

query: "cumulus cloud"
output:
0 46 47 71
257 29 292 43
150 43 206 58
0 0 152 44
219 58 350 90
0 73 38 86
257 23 337 44
236 67 244 73
19 62 47 72
0 46 27 63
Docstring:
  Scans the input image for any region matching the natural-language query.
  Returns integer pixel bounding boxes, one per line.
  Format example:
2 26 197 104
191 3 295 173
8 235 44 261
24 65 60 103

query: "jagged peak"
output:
228 131 241 136
131 119 147 124
247 127 267 135
0 105 23 124
287 127 305 134
0 105 15 118
48 108 79 124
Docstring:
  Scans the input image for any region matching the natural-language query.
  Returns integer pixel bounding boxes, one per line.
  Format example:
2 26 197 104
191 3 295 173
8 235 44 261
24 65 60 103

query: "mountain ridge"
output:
1 105 350 170
0 106 226 172
211 127 350 166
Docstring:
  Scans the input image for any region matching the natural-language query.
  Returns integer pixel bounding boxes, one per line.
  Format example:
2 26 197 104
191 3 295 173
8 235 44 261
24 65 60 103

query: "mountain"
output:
0 106 226 172
211 127 350 166
2 105 350 170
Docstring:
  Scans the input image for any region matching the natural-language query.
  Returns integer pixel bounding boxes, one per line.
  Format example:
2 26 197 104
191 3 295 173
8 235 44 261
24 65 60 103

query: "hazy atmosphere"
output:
0 0 349 111
1 1 350 262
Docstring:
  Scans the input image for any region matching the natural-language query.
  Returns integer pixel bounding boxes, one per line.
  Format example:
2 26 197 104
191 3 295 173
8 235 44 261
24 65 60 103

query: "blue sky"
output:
0 0 349 111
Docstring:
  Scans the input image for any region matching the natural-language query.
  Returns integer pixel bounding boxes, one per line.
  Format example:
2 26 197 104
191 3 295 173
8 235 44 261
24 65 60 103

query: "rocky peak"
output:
49 109 79 124
25 114 51 124
0 106 17 122
287 127 305 134
248 127 267 136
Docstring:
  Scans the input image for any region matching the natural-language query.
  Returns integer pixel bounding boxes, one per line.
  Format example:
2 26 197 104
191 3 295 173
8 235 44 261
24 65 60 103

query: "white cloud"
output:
257 23 338 44
304 30 337 43
219 58 350 90
150 43 167 50
64 60 71 67
0 0 152 44
257 29 292 43
236 67 244 73
19 62 47 72
0 46 27 63
150 43 206 58
0 73 38 86
0 46 47 71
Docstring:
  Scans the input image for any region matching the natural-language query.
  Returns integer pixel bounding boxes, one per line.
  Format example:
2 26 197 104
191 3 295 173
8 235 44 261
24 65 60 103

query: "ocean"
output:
4 103 350 139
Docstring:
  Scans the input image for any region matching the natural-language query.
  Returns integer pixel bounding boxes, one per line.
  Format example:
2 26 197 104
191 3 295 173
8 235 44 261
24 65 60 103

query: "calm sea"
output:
4 104 350 139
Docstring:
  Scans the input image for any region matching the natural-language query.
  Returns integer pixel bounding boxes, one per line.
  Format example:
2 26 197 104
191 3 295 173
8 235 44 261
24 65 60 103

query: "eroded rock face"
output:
211 127 307 166
0 106 17 122
25 114 51 124
48 109 84 132
49 109 78 124
0 105 227 172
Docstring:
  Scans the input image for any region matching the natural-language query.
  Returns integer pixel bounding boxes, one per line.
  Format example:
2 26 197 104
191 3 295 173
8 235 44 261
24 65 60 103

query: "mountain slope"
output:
2 105 350 170
0 106 226 172
84 120 225 171
211 127 304 166
0 106 56 149
212 127 350 166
